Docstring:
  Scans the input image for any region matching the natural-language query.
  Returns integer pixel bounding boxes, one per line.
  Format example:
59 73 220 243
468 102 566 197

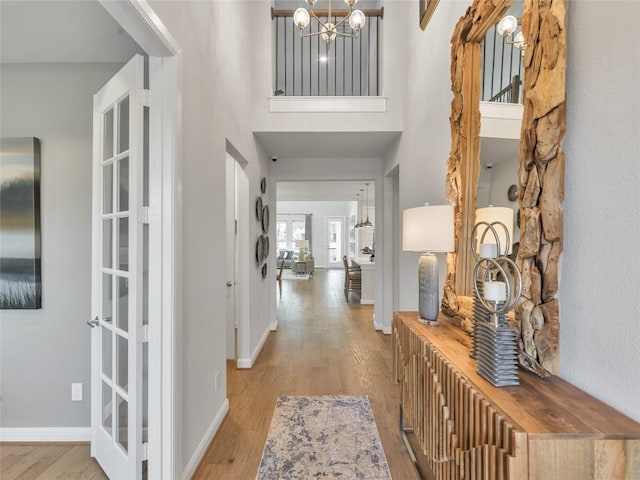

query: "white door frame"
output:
99 2 180 478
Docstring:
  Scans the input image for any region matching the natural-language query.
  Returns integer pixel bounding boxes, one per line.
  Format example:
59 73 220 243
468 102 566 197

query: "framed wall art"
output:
419 0 439 30
0 137 42 309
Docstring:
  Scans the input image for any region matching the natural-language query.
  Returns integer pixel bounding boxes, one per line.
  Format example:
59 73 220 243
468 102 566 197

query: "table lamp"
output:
295 239 309 260
402 205 454 324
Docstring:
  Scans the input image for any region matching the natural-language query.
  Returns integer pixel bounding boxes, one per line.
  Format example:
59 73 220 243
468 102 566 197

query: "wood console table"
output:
393 311 640 480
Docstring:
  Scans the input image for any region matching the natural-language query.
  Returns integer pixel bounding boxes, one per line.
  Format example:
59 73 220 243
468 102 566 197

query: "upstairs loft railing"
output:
272 8 383 96
482 23 523 103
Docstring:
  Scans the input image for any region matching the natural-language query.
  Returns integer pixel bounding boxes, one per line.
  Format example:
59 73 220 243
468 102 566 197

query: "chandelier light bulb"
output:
497 15 517 37
513 30 525 49
293 8 311 29
349 10 366 31
321 22 337 43
344 0 359 6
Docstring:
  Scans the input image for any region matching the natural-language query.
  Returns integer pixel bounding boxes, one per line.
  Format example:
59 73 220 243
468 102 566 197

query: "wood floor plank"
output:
193 268 419 479
0 443 107 480
34 445 107 480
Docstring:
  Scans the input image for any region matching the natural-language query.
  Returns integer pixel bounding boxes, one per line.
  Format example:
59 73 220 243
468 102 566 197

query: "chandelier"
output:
293 0 366 45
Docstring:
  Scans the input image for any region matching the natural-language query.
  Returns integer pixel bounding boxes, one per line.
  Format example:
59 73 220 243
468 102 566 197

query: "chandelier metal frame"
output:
293 0 366 45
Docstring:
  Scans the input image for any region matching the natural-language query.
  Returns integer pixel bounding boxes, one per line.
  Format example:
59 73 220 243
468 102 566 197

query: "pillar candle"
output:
484 281 507 302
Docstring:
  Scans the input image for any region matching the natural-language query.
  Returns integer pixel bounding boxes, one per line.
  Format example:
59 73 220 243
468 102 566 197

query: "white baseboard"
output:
237 325 271 369
382 326 392 335
270 321 278 331
0 427 91 442
181 398 229 480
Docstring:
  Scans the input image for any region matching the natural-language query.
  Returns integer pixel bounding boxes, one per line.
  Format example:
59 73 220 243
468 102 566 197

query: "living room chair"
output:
342 255 361 301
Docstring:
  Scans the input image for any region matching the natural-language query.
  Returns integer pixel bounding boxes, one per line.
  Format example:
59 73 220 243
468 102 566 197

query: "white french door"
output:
90 54 145 479
326 217 344 269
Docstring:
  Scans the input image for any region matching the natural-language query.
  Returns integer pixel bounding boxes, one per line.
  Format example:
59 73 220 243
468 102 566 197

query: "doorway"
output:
225 145 251 368
89 2 180 478
326 216 345 269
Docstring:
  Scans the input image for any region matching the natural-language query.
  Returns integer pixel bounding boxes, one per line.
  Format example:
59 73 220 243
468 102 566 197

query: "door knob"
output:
226 281 233 287
87 316 100 328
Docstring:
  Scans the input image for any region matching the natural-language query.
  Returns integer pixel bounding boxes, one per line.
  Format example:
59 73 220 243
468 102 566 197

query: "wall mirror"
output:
442 0 566 377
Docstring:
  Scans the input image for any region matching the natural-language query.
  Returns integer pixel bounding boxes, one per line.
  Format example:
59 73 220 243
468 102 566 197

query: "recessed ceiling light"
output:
319 56 328 62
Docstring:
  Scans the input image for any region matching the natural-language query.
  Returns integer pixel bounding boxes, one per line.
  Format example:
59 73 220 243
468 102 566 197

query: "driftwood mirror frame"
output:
442 0 566 377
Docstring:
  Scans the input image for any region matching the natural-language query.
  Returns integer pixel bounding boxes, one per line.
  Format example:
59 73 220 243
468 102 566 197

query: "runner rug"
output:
256 396 392 479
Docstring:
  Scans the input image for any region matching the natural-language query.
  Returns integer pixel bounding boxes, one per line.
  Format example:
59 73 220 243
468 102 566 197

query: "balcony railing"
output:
482 23 523 103
271 8 383 96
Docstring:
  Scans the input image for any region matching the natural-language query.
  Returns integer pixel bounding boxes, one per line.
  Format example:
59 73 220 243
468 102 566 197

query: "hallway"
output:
194 268 419 478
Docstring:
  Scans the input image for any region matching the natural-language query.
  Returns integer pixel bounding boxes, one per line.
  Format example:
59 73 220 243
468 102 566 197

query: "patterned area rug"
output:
257 396 391 480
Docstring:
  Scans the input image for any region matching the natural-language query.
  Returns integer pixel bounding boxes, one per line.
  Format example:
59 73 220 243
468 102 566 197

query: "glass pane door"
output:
326 217 344 268
92 54 144 480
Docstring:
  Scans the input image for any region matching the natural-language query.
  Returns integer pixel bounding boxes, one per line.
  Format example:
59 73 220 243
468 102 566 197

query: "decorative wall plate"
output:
261 263 268 279
255 236 264 265
508 184 518 202
263 235 269 261
256 196 263 221
260 177 267 194
262 205 270 233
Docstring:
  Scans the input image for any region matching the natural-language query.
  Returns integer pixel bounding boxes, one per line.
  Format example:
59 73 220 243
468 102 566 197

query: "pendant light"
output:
363 183 373 227
356 189 365 228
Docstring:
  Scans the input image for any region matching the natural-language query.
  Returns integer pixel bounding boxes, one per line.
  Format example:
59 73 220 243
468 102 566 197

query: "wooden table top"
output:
394 311 640 438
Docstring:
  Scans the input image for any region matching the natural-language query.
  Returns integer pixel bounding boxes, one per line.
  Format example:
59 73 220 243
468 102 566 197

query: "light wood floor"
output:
0 269 418 479
193 268 418 479
0 443 106 480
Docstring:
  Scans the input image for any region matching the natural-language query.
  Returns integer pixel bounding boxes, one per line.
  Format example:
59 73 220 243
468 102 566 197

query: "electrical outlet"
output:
214 371 220 392
71 383 83 402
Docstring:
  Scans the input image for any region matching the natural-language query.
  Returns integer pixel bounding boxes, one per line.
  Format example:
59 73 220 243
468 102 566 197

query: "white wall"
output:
277 201 355 267
559 0 640 422
146 0 273 472
386 1 470 313
0 62 124 428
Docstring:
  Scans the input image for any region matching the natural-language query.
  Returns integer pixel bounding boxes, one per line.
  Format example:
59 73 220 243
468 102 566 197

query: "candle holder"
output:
472 256 522 387
470 219 511 359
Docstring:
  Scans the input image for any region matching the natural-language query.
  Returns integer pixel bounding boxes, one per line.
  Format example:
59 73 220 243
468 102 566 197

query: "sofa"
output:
277 250 314 274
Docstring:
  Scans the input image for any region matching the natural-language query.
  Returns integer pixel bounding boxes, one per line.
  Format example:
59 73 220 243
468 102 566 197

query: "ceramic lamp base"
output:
418 252 439 323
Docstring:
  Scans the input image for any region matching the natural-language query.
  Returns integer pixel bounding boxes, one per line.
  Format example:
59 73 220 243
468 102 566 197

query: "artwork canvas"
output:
419 0 440 30
0 137 42 309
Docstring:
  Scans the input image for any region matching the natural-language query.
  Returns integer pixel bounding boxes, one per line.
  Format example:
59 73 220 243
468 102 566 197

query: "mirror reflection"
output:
477 137 520 250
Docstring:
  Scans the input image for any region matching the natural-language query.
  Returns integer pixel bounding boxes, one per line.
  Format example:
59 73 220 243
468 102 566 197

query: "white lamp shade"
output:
514 31 525 49
402 205 454 253
349 10 366 31
295 239 309 249
475 206 514 255
497 15 518 37
293 8 310 29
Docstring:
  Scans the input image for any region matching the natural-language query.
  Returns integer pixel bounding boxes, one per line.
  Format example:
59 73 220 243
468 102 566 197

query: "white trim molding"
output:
181 399 229 480
237 327 272 369
269 96 387 113
0 427 91 442
99 0 179 56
